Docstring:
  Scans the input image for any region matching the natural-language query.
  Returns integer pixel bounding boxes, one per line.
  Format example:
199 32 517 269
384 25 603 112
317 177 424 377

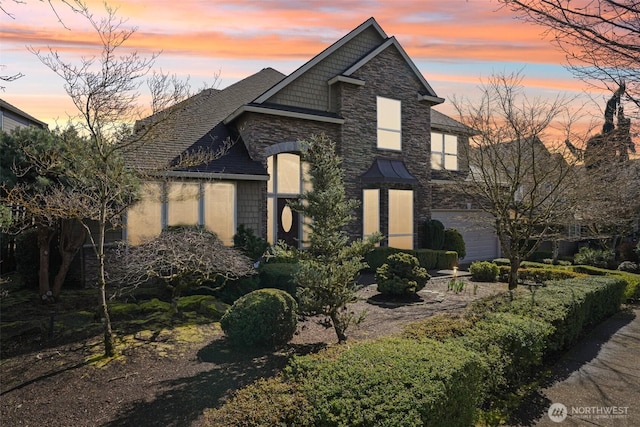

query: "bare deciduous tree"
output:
451 73 580 291
500 0 640 116
27 2 195 357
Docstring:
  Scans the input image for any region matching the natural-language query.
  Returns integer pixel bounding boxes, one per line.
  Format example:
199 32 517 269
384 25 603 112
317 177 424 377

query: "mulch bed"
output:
0 276 506 427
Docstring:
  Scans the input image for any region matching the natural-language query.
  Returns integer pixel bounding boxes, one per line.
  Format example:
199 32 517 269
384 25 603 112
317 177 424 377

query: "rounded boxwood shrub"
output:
220 288 298 348
376 252 430 296
469 261 499 282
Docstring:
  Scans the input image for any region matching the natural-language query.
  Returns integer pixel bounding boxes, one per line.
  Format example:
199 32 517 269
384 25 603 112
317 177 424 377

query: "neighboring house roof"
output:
129 67 285 173
0 98 48 129
431 109 474 135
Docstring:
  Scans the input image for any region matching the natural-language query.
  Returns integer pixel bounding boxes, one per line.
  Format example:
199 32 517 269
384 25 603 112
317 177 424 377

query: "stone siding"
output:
338 45 433 248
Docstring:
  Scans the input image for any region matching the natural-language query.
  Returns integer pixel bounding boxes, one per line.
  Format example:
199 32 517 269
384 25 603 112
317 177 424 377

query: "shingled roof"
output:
431 109 474 135
128 67 285 174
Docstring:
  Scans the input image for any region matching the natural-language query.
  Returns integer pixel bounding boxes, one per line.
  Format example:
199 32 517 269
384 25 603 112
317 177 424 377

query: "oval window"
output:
281 205 293 232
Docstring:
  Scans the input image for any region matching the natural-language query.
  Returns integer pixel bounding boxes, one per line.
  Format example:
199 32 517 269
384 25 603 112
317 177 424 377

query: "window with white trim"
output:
377 96 401 151
431 132 458 170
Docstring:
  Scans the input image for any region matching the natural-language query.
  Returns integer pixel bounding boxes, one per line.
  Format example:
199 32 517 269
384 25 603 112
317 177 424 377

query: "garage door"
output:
431 210 501 262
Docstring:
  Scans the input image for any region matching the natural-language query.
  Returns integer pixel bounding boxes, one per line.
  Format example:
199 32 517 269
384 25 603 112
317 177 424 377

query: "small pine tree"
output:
290 134 381 343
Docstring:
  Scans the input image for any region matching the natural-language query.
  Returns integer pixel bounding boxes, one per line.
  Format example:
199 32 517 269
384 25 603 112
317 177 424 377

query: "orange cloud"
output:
2 0 566 65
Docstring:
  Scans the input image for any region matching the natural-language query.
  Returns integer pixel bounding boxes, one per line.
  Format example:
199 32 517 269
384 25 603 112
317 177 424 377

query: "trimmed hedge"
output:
459 312 552 396
470 276 626 355
207 276 626 427
287 337 484 427
402 312 474 342
437 251 459 270
497 266 586 283
570 265 640 302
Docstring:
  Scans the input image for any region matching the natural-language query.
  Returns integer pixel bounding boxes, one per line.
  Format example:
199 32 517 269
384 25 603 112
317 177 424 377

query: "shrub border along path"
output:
207 276 630 426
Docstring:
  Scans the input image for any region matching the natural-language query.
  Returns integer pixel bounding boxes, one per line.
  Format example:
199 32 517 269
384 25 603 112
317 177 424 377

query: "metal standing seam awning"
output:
360 158 418 184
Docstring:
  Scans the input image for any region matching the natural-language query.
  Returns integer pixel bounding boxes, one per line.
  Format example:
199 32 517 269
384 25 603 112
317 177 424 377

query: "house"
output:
0 98 47 132
125 17 500 260
429 109 502 261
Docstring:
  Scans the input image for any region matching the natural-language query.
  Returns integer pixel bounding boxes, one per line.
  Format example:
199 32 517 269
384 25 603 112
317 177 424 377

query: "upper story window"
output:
431 132 458 171
377 96 401 151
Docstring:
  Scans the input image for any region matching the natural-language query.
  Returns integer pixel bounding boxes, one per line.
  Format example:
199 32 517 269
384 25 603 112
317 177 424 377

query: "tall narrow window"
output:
363 189 380 239
431 132 458 170
377 96 401 151
203 182 235 245
388 189 413 249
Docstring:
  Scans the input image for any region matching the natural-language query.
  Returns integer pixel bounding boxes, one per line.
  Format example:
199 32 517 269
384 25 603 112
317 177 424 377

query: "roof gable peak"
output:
254 17 387 104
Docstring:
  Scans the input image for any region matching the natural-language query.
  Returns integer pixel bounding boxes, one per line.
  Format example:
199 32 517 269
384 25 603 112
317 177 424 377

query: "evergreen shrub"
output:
233 225 269 260
204 377 312 426
497 266 586 283
459 312 551 396
571 265 640 301
470 276 626 354
376 252 430 296
469 261 499 282
287 337 484 427
402 312 474 341
258 263 299 297
221 288 298 348
574 247 615 269
423 219 445 250
443 228 466 260
437 251 459 269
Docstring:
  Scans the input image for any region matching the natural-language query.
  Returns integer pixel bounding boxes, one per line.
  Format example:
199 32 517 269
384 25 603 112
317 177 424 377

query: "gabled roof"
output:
431 109 474 135
253 17 442 107
0 98 47 129
342 36 441 102
129 67 285 171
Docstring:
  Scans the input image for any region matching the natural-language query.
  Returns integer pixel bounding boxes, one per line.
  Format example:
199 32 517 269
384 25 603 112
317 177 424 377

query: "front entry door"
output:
277 198 299 247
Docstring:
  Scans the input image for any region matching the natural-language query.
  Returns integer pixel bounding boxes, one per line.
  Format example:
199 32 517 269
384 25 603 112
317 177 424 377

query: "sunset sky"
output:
1 0 612 141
